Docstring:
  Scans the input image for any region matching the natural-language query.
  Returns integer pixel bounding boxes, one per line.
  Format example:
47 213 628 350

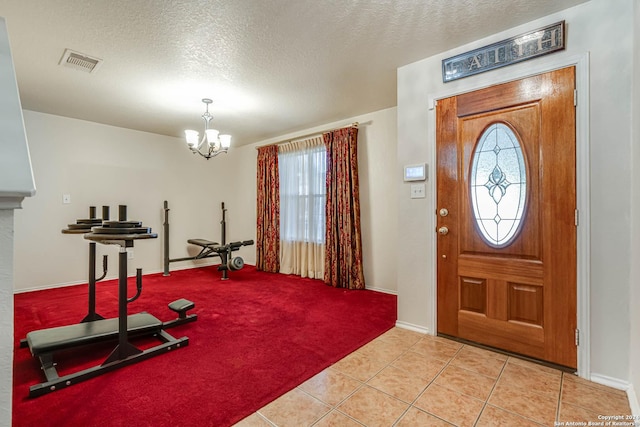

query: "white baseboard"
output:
395 320 431 335
16 262 403 294
365 286 397 295
14 279 86 294
590 373 630 391
628 383 640 416
14 260 222 294
590 373 640 416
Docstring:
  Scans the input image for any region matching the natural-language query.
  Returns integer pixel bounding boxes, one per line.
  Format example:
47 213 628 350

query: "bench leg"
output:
39 353 60 382
29 334 189 398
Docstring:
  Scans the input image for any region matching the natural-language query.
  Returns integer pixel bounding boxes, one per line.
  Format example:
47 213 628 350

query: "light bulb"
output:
185 130 199 146
205 129 219 147
219 134 231 149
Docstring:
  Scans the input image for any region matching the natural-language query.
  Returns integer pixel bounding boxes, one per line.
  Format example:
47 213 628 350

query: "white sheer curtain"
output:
278 136 326 278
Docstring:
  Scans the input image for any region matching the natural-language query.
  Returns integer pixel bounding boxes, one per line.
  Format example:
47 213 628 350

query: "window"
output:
278 140 326 244
470 122 527 247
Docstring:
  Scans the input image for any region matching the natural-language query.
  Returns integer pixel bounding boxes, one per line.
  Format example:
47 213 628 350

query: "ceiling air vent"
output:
59 49 102 73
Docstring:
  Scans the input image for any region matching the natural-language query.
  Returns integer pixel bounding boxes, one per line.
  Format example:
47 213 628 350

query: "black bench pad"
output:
168 298 194 313
27 313 162 356
187 239 218 248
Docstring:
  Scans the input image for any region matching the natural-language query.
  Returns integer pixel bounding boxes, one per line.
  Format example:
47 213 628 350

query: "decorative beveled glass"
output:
470 122 527 247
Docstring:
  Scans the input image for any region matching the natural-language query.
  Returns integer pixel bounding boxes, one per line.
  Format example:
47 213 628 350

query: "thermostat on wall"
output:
404 163 427 181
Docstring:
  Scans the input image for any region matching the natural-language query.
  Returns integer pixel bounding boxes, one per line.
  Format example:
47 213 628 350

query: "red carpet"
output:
13 266 397 426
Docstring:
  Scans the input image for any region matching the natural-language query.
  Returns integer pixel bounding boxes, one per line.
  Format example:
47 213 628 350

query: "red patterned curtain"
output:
323 127 365 289
256 145 280 272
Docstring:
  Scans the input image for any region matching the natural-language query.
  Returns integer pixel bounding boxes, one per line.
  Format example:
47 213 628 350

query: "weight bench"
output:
229 240 255 250
187 239 254 256
163 201 255 279
185 238 254 279
186 238 219 259
164 298 197 328
25 297 196 398
19 298 196 349
26 313 162 357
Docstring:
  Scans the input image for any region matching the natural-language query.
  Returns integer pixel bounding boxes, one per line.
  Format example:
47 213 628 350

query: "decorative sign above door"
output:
442 21 565 83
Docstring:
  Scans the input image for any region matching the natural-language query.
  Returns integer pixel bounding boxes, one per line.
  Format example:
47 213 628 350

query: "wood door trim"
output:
436 67 577 368
427 52 591 377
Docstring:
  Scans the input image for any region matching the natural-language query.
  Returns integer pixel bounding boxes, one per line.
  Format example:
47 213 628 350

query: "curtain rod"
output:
254 122 359 150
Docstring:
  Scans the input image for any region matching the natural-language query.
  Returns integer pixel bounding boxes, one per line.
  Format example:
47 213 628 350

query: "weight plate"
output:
66 223 93 230
101 221 143 228
228 256 244 271
61 229 88 234
90 226 152 234
76 219 102 225
84 233 158 242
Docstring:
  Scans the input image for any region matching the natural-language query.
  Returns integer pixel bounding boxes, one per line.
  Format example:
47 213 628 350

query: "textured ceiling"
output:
0 0 588 146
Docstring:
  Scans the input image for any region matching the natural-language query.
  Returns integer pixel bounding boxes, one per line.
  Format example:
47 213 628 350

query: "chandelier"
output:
184 98 231 160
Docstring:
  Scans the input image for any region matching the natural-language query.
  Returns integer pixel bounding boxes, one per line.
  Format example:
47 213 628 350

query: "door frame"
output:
426 52 590 378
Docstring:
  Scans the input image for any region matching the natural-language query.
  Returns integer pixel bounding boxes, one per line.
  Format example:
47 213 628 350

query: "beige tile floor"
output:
234 327 633 427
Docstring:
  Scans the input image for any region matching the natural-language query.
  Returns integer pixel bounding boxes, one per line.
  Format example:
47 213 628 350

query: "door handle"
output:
438 226 449 235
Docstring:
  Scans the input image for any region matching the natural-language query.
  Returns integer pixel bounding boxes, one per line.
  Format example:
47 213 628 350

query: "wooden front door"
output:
436 67 577 368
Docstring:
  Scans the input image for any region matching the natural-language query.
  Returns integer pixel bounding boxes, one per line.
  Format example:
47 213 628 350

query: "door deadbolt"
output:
439 208 449 217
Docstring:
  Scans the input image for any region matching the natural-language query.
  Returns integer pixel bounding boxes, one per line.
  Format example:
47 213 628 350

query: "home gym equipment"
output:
24 205 196 398
61 205 110 322
163 200 254 280
19 206 110 348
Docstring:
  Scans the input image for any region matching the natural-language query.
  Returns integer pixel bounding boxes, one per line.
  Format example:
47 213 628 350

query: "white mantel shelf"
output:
0 16 36 210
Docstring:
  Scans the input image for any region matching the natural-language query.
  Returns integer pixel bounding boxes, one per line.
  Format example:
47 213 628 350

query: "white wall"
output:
0 210 14 427
232 107 399 293
397 0 634 383
14 110 247 291
629 0 640 414
13 106 398 293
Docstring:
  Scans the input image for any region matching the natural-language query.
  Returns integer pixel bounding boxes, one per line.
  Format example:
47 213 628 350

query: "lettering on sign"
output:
442 21 565 82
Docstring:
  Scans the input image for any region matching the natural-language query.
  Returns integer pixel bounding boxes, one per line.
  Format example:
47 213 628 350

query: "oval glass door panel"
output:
470 122 527 247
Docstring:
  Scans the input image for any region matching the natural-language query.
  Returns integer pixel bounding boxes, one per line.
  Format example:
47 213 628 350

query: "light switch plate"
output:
410 184 426 199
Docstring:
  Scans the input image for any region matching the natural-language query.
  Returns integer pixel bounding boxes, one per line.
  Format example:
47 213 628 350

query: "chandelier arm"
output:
196 134 208 151
188 145 228 160
207 149 227 160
